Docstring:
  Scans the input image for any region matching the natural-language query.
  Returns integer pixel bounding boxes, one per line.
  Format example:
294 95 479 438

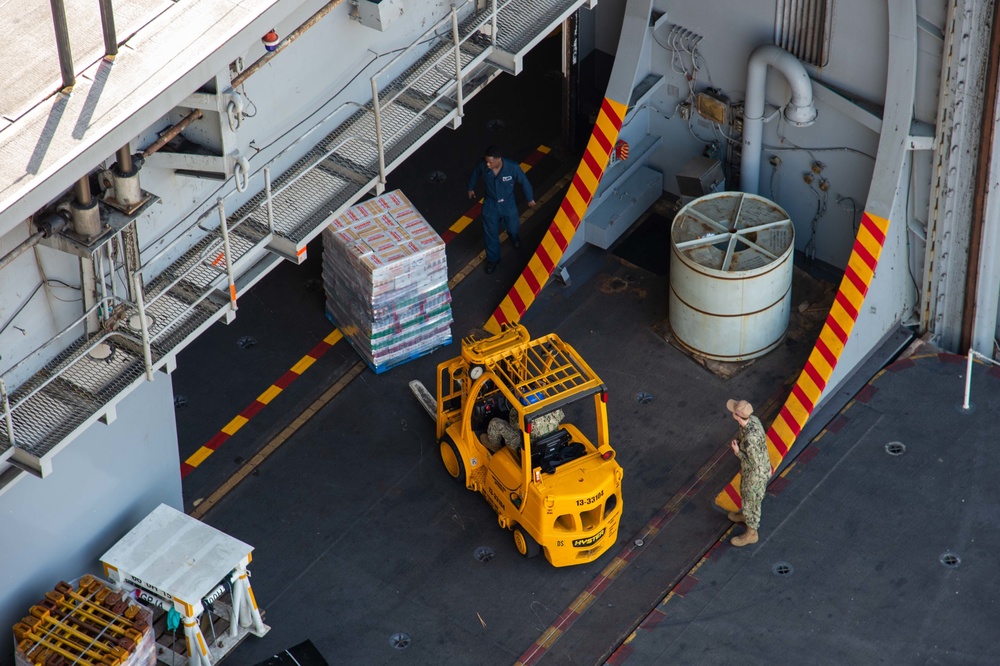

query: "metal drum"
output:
669 191 794 361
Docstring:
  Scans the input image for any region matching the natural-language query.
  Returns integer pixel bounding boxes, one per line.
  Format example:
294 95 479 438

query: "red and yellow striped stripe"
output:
180 330 343 477
484 98 628 333
715 211 890 511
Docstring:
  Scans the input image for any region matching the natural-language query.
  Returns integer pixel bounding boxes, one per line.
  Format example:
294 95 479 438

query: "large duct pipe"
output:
740 45 817 194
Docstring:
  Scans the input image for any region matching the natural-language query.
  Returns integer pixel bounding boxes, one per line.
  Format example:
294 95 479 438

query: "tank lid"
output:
672 192 794 274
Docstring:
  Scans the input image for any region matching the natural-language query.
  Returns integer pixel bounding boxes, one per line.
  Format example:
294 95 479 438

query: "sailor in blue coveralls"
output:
467 145 535 274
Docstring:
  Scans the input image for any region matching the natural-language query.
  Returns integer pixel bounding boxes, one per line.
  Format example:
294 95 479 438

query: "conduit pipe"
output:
231 0 346 88
0 214 69 271
740 44 817 194
142 109 203 158
0 232 45 272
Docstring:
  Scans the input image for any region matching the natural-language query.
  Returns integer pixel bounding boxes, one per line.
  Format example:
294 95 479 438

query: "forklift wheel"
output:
513 526 541 558
440 438 466 485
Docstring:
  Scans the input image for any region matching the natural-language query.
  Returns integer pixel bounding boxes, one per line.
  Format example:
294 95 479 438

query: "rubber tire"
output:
440 438 466 485
513 526 541 558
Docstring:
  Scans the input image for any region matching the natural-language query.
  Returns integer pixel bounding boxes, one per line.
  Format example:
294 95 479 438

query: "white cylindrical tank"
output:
669 192 794 361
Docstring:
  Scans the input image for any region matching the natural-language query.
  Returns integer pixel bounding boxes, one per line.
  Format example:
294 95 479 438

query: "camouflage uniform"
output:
530 409 565 440
735 415 769 530
487 409 565 452
487 414 521 452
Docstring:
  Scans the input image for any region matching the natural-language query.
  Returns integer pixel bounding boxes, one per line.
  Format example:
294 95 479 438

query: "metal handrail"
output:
139 103 371 279
1 327 146 451
0 298 145 412
960 349 1000 411
129 106 382 384
369 0 511 189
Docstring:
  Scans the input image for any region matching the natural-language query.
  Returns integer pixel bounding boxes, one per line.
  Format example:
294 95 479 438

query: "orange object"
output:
614 140 629 161
262 30 279 52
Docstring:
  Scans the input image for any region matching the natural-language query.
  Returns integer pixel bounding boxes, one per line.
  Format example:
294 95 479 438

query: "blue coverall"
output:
467 159 534 264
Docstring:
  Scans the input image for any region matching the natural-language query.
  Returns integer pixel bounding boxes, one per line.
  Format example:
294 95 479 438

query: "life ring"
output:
233 155 250 193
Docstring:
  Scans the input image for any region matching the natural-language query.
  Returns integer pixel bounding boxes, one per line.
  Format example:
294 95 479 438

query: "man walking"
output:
726 398 770 547
467 145 535 274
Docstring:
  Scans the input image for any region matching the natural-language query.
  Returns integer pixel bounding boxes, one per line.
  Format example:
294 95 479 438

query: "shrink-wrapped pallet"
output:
14 574 156 666
323 190 452 372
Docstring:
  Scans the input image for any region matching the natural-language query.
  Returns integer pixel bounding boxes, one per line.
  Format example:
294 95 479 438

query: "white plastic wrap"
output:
323 190 453 371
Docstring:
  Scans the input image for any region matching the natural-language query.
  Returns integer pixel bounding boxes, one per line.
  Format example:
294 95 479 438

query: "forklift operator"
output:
486 409 565 453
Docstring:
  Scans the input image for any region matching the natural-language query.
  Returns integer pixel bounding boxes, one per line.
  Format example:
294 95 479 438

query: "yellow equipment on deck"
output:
417 324 624 567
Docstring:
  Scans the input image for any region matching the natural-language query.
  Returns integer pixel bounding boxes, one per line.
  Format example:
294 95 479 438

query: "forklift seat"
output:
531 428 585 474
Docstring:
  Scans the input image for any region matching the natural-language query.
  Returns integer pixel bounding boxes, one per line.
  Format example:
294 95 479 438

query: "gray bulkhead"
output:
1 0 998 657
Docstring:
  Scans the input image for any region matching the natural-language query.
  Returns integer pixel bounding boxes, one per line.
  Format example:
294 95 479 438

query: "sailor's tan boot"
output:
727 511 745 523
731 527 758 547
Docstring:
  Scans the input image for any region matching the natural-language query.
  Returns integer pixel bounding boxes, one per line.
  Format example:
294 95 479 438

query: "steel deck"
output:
171 40 998 666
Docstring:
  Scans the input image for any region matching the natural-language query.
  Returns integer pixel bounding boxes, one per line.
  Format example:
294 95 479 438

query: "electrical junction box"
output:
353 0 403 31
696 90 728 124
676 155 725 204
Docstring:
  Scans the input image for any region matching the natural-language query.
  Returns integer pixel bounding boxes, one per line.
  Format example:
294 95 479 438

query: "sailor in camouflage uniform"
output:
726 399 770 547
487 408 565 453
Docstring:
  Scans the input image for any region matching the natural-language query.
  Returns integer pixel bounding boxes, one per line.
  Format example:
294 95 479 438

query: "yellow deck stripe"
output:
257 385 282 405
186 446 214 467
451 215 474 233
290 355 316 375
222 415 248 436
538 145 551 154
323 330 343 345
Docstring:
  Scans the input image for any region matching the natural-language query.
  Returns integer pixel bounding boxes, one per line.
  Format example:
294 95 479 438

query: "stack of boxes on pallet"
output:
14 574 155 666
323 190 452 372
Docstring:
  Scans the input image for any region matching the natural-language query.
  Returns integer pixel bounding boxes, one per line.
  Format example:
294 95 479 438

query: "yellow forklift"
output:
410 324 624 567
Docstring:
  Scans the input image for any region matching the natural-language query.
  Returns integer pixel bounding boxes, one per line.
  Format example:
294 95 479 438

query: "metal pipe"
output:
74 175 93 207
451 5 465 119
962 348 974 410
216 199 238 312
130 269 155 381
491 0 498 45
142 109 203 157
96 247 107 319
231 0 347 89
0 231 45 272
264 167 275 233
110 233 122 303
99 0 118 59
371 78 386 192
49 0 76 90
116 145 132 174
0 379 15 449
740 45 817 194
